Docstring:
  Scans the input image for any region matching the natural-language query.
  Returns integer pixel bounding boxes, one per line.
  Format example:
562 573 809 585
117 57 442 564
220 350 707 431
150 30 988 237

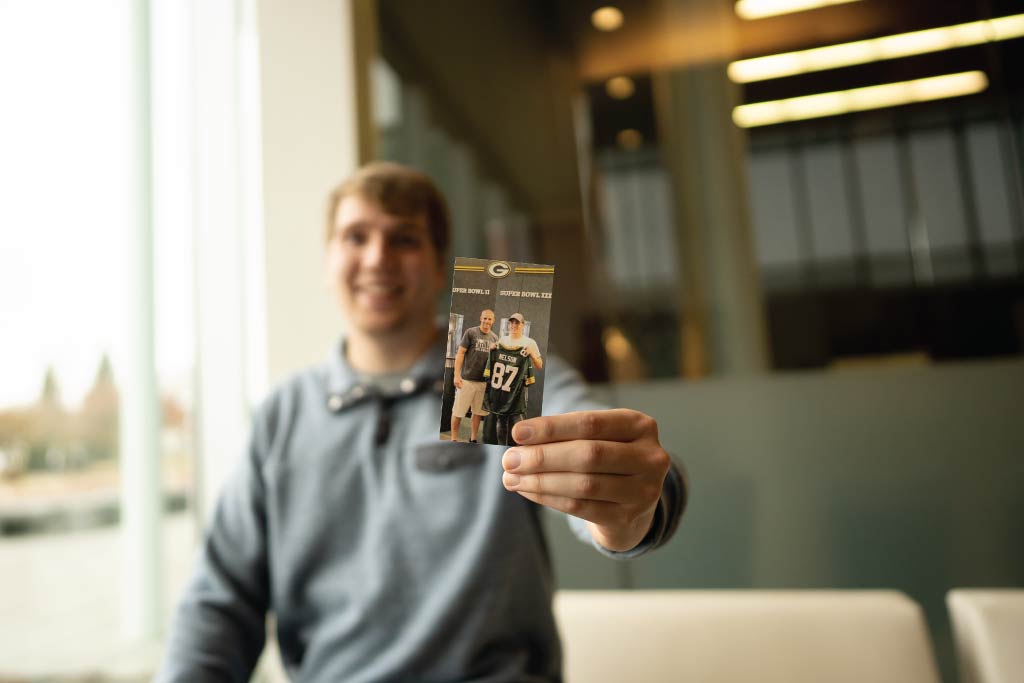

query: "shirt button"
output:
327 395 343 412
350 385 365 400
399 378 416 394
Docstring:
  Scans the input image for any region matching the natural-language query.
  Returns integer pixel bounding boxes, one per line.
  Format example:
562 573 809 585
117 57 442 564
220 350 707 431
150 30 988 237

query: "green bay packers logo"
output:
486 261 512 279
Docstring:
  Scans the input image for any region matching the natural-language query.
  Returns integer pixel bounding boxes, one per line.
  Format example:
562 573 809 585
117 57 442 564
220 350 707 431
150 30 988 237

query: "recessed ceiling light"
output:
729 14 1024 83
616 129 644 150
591 6 624 32
605 76 636 99
732 71 988 127
735 0 860 21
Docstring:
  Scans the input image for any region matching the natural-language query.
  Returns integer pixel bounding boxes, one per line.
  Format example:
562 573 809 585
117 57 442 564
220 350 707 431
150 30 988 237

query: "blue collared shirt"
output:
156 330 685 683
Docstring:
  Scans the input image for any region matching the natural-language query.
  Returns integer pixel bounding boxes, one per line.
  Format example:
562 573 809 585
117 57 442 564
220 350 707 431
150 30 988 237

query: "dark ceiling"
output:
548 0 1024 142
379 0 1024 201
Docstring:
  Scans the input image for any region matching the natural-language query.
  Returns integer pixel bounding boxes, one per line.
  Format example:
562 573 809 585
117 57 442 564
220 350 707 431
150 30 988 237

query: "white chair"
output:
947 589 1024 683
554 590 940 683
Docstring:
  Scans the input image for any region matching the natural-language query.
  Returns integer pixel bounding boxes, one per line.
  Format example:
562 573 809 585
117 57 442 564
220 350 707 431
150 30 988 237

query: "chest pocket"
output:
408 442 495 540
414 442 485 472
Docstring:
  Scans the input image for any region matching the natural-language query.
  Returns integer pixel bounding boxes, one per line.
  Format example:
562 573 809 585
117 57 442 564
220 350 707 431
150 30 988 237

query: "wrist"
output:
587 508 656 553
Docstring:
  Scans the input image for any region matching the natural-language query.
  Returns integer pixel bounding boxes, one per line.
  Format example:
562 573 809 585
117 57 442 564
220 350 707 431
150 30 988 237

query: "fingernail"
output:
514 424 533 441
503 472 520 488
503 449 521 471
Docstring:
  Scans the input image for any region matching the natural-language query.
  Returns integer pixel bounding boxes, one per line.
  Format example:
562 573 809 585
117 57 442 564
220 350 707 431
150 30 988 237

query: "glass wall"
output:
372 0 1022 378
578 0 1024 375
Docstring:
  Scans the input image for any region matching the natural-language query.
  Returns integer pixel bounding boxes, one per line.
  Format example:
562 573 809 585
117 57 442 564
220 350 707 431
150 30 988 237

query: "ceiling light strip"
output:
732 70 988 127
729 14 1024 83
735 0 860 21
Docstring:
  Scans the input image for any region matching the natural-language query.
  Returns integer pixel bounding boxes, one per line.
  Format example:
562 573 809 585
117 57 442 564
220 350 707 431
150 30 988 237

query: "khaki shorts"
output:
452 380 488 418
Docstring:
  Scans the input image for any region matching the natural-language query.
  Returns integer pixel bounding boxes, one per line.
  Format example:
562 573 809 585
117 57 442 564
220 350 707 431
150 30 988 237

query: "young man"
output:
499 312 542 368
450 308 497 442
157 162 686 683
483 312 541 445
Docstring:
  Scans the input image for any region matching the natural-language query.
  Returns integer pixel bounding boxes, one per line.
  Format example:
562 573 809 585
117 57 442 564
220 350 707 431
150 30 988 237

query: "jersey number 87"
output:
489 362 519 392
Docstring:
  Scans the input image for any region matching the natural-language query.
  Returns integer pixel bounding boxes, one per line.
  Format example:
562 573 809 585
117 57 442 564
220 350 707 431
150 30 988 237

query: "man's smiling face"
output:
508 318 523 338
325 195 444 337
479 310 494 334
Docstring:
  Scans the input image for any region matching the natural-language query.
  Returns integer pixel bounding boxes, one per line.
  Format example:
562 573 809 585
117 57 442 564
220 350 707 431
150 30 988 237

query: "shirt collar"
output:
325 322 448 413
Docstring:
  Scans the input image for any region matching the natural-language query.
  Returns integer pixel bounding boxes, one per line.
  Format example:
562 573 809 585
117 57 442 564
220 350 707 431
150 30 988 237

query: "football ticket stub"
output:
440 258 555 446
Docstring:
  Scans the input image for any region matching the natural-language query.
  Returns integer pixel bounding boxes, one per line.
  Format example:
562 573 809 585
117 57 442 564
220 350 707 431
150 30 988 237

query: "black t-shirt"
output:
482 344 535 415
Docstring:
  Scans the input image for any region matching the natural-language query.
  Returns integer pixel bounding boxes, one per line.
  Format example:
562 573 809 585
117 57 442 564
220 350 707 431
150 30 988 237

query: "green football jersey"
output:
482 344 536 415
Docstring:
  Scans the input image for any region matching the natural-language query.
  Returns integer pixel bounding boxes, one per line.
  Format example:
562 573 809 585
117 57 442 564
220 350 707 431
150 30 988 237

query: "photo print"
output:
439 257 555 446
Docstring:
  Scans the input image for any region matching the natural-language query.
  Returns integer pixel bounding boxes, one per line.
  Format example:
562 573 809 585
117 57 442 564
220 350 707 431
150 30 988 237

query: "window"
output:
0 1 196 678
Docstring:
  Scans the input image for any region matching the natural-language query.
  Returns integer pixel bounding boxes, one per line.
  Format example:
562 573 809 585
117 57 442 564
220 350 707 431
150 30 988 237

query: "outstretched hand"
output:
501 409 671 552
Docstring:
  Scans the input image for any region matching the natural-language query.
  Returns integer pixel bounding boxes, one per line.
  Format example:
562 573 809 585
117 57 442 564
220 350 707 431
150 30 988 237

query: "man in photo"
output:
482 313 544 446
450 309 497 442
499 312 542 369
